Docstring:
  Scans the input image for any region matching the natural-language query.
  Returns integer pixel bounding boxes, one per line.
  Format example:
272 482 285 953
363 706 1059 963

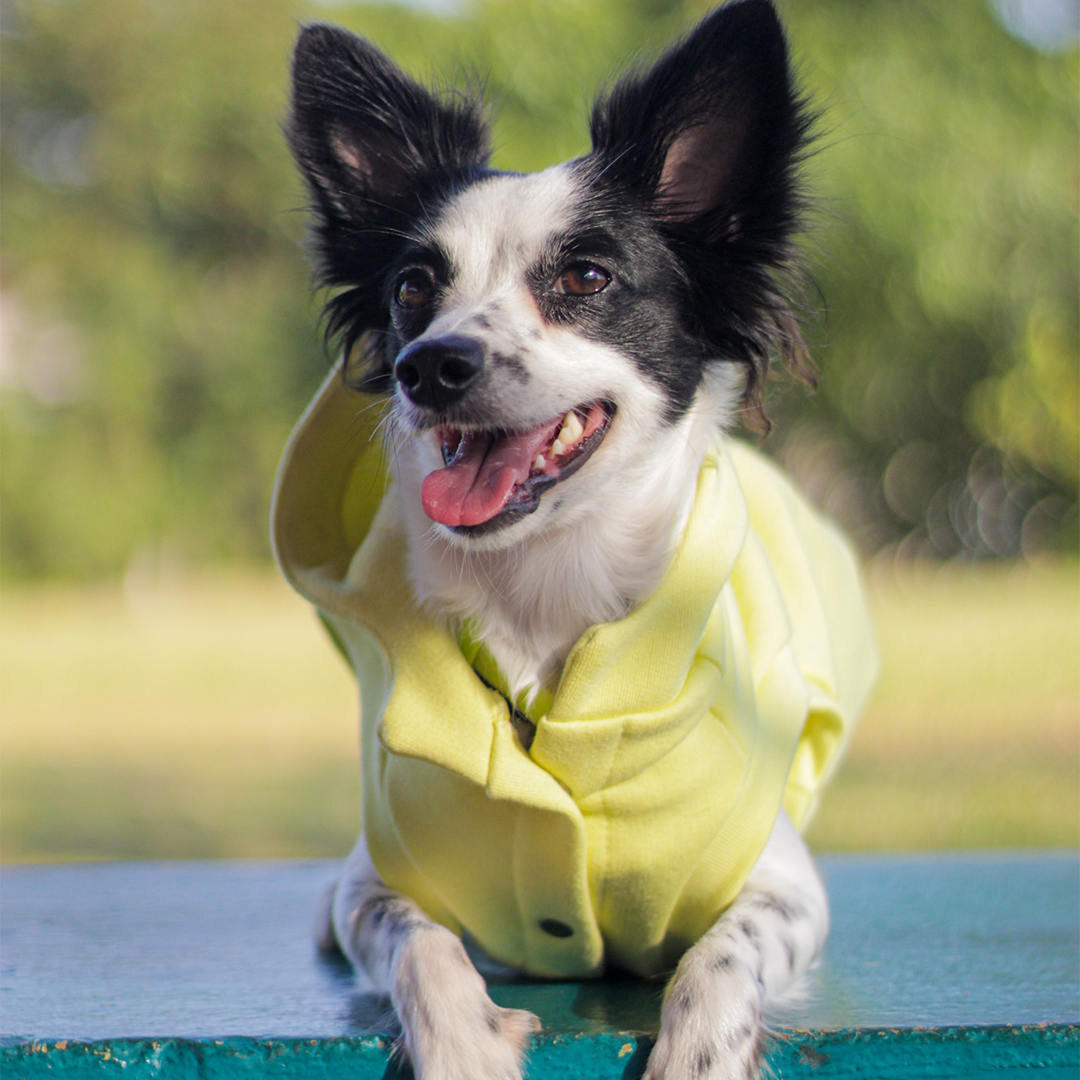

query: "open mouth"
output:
420 401 614 533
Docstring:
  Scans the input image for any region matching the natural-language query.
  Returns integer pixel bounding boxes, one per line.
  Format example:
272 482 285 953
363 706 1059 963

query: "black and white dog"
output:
283 4 860 1078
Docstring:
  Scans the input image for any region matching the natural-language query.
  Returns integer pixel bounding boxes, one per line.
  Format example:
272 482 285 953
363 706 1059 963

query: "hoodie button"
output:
539 918 573 938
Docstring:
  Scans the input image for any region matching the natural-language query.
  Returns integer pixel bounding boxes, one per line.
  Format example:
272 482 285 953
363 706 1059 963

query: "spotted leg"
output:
317 835 540 1080
642 811 829 1080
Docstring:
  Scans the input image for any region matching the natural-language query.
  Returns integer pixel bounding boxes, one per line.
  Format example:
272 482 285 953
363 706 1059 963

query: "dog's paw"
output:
492 1003 544 1055
392 924 540 1080
642 1026 763 1080
642 961 764 1080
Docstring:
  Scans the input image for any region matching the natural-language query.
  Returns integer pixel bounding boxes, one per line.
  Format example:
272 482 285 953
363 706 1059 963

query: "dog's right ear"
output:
289 24 489 226
288 25 490 379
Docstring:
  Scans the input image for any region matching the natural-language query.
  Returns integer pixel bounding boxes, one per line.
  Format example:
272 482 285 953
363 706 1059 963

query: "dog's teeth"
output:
533 454 546 470
551 438 566 457
563 412 584 443
556 419 581 447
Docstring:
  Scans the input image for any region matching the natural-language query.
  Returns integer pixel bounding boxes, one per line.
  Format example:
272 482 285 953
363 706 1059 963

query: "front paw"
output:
392 925 540 1080
643 1022 763 1080
642 963 764 1080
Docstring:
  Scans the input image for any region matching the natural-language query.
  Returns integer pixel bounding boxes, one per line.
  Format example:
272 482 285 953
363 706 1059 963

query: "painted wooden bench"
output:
2 853 1077 1077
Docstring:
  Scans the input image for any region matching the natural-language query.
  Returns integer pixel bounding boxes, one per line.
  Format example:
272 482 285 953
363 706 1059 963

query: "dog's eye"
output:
395 272 434 310
555 263 610 296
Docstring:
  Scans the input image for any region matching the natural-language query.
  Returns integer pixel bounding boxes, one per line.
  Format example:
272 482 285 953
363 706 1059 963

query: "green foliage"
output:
2 0 324 575
773 0 1079 557
1 0 1076 577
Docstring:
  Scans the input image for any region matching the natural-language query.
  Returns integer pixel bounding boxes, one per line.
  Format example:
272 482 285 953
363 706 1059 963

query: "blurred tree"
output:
2 0 327 574
771 0 1079 558
1 0 1075 577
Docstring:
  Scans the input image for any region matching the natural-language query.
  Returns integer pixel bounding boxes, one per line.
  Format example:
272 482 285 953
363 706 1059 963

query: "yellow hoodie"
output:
272 371 877 979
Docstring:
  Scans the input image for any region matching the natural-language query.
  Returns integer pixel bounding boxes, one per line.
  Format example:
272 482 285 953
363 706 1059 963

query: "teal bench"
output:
2 853 1077 1077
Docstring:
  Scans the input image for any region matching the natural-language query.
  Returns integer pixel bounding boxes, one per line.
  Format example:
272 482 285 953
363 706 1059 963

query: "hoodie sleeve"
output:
726 440 879 830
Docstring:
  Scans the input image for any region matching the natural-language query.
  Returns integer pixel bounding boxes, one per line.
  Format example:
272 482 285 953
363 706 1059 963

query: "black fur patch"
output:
356 891 395 929
737 917 761 944
489 351 530 384
668 982 693 1015
752 892 804 922
694 1045 714 1075
782 936 797 970
727 1022 755 1051
525 194 706 423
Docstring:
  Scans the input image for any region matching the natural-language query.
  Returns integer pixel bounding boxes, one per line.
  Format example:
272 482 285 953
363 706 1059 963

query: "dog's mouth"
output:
420 401 614 533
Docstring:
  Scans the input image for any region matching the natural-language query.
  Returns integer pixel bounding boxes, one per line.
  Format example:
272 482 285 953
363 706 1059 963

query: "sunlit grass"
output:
2 560 1077 861
1 571 360 860
806 557 1079 850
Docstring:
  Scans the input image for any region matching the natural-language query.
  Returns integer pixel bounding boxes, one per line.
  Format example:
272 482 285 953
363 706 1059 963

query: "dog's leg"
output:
323 835 540 1080
643 811 828 1080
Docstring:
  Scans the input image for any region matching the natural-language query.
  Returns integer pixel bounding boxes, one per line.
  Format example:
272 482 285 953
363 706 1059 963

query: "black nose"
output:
394 335 484 409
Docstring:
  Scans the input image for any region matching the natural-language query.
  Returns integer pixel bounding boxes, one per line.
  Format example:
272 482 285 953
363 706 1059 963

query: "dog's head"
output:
288 0 812 550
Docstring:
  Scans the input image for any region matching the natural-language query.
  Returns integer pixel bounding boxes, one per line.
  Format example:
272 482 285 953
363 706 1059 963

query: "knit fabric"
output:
272 371 877 978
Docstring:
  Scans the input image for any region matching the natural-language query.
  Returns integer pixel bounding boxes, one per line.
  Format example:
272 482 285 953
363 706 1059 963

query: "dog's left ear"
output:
589 0 815 422
590 0 805 233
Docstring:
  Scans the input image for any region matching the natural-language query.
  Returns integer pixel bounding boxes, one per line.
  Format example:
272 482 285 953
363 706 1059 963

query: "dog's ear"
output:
590 0 804 231
589 0 815 426
289 24 489 226
288 25 490 385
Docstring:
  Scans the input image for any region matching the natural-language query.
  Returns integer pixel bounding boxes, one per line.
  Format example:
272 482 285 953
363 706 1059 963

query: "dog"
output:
273 3 877 1077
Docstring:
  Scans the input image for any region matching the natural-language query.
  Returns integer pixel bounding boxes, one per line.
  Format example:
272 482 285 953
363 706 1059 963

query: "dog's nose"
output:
394 335 483 409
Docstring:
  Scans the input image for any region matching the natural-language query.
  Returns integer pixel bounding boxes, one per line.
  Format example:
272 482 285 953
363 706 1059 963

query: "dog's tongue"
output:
421 419 562 527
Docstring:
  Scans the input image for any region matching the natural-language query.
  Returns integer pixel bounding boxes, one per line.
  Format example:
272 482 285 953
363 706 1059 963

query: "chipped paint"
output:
1 1028 1078 1079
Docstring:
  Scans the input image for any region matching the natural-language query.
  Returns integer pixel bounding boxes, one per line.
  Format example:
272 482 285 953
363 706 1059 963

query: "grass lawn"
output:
2 559 1077 861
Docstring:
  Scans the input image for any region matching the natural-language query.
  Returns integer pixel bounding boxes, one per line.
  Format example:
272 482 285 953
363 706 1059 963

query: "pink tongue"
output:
421 419 562 527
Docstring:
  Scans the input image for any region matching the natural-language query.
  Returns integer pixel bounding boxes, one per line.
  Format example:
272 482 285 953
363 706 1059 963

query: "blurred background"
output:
1 0 1077 861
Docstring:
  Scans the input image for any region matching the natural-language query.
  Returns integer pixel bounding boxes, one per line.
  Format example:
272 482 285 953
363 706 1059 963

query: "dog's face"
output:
368 164 722 547
288 0 810 551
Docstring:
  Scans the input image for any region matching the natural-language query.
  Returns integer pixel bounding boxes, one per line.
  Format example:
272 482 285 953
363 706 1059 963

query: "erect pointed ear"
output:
287 25 490 388
588 1 815 432
589 0 808 233
287 23 490 226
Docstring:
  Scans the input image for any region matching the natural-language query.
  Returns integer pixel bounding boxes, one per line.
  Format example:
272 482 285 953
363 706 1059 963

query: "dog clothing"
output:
273 372 878 979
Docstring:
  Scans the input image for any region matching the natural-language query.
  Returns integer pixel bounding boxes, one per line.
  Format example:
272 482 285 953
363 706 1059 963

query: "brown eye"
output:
556 263 611 296
395 272 433 309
